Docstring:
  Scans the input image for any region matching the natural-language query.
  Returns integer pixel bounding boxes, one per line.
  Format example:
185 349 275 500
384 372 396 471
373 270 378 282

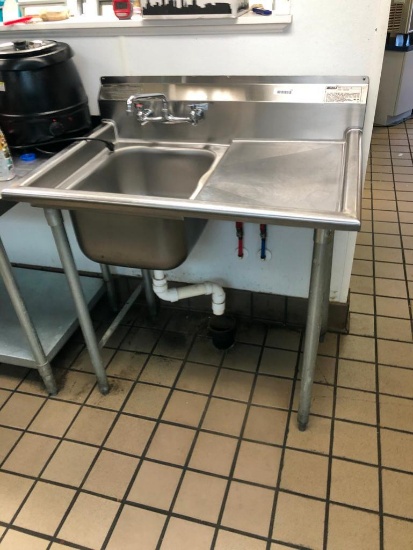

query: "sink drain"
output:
208 315 236 350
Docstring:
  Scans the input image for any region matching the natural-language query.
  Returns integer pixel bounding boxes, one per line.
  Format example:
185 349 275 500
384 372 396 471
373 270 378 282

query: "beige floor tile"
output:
58 493 119 548
376 316 413 342
373 209 398 222
0 427 22 463
348 313 375 337
383 469 413 519
174 471 227 523
123 383 170 419
377 339 413 368
105 350 147 379
65 406 116 446
330 459 379 511
375 278 408 299
202 398 247 436
0 365 28 390
128 460 181 509
374 233 401 248
375 261 406 279
287 415 332 455
187 336 224 366
339 334 375 362
335 387 377 425
83 449 138 499
357 232 373 246
176 362 218 394
252 376 293 410
350 275 374 295
121 327 161 353
318 333 339 357
52 371 96 403
215 530 266 550
384 517 413 550
153 331 192 359
376 296 410 318
272 492 325 550
0 393 45 429
293 382 334 417
381 429 413 472
160 517 214 550
337 359 376 391
222 481 274 537
298 355 336 386
0 472 34 522
3 433 58 476
189 432 237 476
139 355 182 386
281 449 328 498
244 406 288 445
162 390 208 427
15 482 75 535
29 400 80 437
350 293 374 314
380 394 413 431
86 378 133 410
354 244 373 260
352 259 373 277
222 343 261 372
374 246 403 263
333 420 378 464
105 414 155 456
71 347 114 374
259 348 297 378
41 440 97 486
213 369 254 401
0 529 49 550
379 365 413 397
0 388 11 407
327 504 380 550
234 441 282 487
147 424 195 466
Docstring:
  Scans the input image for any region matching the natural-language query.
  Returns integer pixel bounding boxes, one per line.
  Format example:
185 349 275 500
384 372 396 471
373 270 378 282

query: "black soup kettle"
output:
0 39 91 147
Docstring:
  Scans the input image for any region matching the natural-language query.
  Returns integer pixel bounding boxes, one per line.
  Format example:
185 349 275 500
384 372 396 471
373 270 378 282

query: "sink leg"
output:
44 209 109 395
298 229 334 431
0 237 57 395
100 264 118 312
142 269 158 320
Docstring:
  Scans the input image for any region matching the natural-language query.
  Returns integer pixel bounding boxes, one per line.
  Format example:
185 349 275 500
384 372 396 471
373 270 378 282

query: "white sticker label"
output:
324 85 362 103
0 82 5 92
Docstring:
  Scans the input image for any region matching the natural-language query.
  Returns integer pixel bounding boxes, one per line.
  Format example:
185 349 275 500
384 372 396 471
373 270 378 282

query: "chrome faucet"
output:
126 93 205 126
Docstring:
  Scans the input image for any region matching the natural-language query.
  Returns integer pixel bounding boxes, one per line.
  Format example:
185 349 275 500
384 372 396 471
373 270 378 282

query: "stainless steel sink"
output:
66 142 221 269
70 145 215 199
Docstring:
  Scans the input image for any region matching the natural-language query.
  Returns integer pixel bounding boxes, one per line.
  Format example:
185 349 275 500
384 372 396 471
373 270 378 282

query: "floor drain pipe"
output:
152 270 225 316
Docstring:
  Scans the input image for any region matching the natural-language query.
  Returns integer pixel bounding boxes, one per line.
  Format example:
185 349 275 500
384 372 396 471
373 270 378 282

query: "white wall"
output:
0 0 391 301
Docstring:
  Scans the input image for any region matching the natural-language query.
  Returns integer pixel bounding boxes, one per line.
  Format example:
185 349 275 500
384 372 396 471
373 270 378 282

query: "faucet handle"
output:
189 104 205 125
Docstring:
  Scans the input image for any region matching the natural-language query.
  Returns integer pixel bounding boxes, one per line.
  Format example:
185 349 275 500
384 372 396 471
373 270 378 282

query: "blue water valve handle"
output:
252 7 272 15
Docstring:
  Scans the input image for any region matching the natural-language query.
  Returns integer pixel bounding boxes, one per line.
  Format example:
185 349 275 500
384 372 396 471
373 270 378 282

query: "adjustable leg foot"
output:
38 363 58 396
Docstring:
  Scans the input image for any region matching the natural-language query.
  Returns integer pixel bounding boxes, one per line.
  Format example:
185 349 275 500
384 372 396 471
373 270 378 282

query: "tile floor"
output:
0 123 412 549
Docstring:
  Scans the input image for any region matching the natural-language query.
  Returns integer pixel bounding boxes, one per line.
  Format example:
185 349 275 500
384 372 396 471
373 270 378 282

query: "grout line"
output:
265 330 304 550
322 329 340 549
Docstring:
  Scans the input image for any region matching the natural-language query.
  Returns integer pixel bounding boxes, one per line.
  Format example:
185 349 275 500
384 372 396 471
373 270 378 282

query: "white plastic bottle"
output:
0 129 15 181
2 0 20 22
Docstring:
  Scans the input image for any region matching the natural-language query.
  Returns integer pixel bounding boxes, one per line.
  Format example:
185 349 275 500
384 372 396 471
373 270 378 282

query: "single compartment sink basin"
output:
66 142 219 270
70 146 215 199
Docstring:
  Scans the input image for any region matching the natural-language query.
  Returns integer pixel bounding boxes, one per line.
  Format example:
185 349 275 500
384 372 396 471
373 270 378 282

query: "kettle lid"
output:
0 40 57 57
